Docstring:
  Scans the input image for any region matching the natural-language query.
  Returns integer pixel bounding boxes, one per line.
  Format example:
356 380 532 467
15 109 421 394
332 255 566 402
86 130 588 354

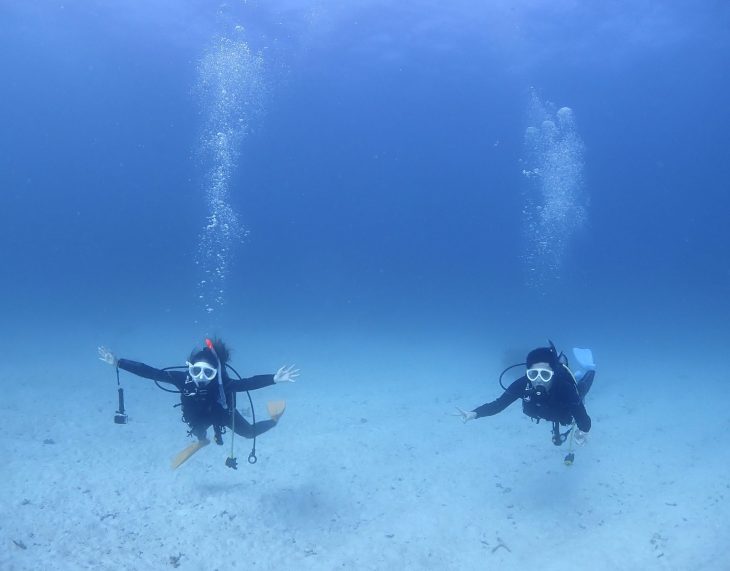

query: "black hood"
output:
189 347 219 368
526 344 559 368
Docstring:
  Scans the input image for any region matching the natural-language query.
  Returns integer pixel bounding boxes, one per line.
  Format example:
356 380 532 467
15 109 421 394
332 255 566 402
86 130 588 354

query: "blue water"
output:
3 2 729 335
2 2 729 568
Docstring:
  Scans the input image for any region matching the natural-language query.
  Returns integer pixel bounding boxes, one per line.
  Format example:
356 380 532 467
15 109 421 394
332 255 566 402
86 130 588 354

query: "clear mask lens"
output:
188 361 217 382
527 368 554 382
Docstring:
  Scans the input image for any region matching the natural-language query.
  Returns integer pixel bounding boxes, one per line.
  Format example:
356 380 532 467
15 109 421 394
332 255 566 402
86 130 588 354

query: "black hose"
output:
498 362 526 390
153 366 187 393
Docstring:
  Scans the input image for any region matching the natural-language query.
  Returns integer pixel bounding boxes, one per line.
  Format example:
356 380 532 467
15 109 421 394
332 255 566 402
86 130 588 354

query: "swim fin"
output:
171 439 210 469
572 347 596 372
267 400 286 422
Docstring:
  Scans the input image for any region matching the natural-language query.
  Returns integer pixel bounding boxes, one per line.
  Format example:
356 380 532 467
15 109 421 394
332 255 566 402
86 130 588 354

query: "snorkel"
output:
205 338 228 409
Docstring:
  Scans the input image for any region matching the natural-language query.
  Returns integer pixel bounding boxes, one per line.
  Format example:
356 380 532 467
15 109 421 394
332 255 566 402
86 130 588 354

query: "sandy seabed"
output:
2 347 728 571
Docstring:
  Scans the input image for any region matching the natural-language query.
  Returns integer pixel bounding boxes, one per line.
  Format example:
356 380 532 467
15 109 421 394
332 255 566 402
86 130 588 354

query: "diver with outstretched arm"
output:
455 342 595 461
98 338 298 467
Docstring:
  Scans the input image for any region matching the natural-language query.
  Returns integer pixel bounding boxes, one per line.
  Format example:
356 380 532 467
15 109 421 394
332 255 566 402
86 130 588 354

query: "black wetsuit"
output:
118 359 277 441
473 366 593 433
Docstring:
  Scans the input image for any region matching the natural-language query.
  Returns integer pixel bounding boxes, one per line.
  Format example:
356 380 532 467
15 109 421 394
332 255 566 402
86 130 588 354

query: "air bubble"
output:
194 34 265 321
521 92 585 288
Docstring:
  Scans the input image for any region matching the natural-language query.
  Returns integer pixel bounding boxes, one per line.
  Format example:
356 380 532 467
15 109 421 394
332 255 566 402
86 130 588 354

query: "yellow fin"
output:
267 400 286 422
171 439 209 469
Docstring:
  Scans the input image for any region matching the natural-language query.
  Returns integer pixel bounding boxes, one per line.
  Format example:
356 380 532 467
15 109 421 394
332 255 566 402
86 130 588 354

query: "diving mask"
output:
526 367 554 383
187 361 217 383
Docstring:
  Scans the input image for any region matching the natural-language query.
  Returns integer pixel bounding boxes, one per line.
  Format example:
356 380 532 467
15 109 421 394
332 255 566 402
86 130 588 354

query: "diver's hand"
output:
574 429 588 445
98 346 118 367
274 365 299 383
454 407 477 423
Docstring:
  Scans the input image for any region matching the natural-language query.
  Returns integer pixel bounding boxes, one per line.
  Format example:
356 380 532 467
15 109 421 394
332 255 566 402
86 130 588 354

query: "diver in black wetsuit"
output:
98 339 298 443
456 343 595 446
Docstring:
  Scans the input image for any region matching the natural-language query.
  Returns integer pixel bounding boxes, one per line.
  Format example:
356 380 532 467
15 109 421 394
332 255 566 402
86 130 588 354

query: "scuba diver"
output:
98 338 299 468
455 342 595 462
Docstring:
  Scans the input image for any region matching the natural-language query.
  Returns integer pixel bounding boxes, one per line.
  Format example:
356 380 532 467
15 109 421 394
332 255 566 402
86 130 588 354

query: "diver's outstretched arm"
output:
116 359 186 387
99 346 185 387
227 365 299 392
228 374 276 392
470 378 525 419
